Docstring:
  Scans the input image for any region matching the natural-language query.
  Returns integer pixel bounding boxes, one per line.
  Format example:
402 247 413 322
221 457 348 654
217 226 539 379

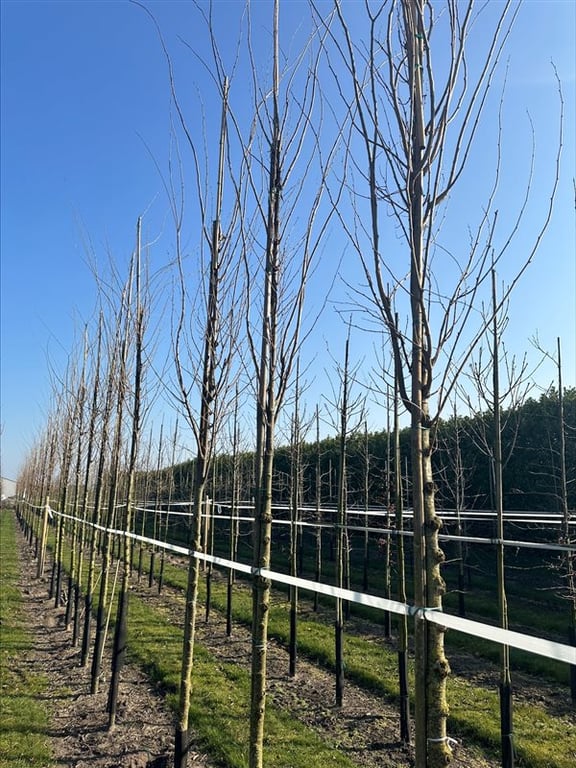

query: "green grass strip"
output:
39 527 360 768
150 553 576 768
126 592 358 768
0 511 53 768
41 528 576 768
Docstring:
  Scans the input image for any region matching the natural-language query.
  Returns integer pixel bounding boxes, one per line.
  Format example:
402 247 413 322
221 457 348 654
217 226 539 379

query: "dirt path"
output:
14 527 214 768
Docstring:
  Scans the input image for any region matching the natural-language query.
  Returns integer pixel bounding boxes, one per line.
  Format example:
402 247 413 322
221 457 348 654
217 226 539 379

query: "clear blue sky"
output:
1 0 574 482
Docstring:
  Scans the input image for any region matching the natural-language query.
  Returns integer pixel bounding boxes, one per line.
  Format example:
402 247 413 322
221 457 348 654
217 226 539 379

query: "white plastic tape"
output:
47 508 576 666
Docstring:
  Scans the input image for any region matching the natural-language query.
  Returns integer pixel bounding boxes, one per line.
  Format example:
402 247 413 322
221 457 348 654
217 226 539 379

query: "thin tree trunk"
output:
363 421 370 593
108 218 145 729
37 495 52 579
159 422 178 596
383 397 392 637
491 270 514 768
175 77 229 768
313 405 322 613
335 331 350 708
176 481 205 767
205 496 214 622
453 402 467 619
149 423 165 589
227 389 240 637
289 370 302 677
395 369 410 744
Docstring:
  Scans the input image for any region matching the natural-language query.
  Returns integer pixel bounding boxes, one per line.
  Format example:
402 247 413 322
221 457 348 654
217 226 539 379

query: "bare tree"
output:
90 261 135 695
238 3 340 764
107 218 151 728
324 324 366 705
135 9 247 760
320 2 562 763
167 69 242 764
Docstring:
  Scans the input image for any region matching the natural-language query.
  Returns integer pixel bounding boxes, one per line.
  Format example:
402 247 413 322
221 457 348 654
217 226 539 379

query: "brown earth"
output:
13 529 212 768
11 524 574 768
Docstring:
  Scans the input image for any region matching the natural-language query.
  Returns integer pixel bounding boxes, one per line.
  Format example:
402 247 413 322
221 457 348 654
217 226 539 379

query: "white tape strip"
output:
129 507 574 553
41 508 576 666
44 507 575 553
426 611 576 666
125 528 576 665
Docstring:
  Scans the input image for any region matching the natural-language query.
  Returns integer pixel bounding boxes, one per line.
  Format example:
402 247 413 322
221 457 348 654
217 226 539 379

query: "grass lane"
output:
0 511 53 768
16 515 575 768
145 550 576 768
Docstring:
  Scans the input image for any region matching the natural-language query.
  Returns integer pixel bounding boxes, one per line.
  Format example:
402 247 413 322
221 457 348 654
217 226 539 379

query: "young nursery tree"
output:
325 324 365 705
108 218 150 728
170 74 241 767
240 3 340 764
137 8 246 758
91 261 135 695
320 1 562 764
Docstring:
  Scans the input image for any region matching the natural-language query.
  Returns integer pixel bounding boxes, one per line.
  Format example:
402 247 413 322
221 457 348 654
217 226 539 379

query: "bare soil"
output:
14 530 213 768
12 526 573 768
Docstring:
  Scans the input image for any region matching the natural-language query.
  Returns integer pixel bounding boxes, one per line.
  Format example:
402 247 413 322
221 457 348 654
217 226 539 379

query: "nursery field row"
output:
108 542 576 768
38 504 576 667
11 507 576 768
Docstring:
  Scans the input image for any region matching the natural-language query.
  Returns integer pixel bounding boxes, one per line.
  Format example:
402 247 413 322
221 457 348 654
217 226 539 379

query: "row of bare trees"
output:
14 2 565 767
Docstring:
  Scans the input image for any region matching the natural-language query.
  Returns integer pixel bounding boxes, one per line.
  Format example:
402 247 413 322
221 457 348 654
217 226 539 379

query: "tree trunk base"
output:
335 617 344 707
226 578 233 637
174 726 190 768
500 681 514 768
398 650 410 744
289 603 297 677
